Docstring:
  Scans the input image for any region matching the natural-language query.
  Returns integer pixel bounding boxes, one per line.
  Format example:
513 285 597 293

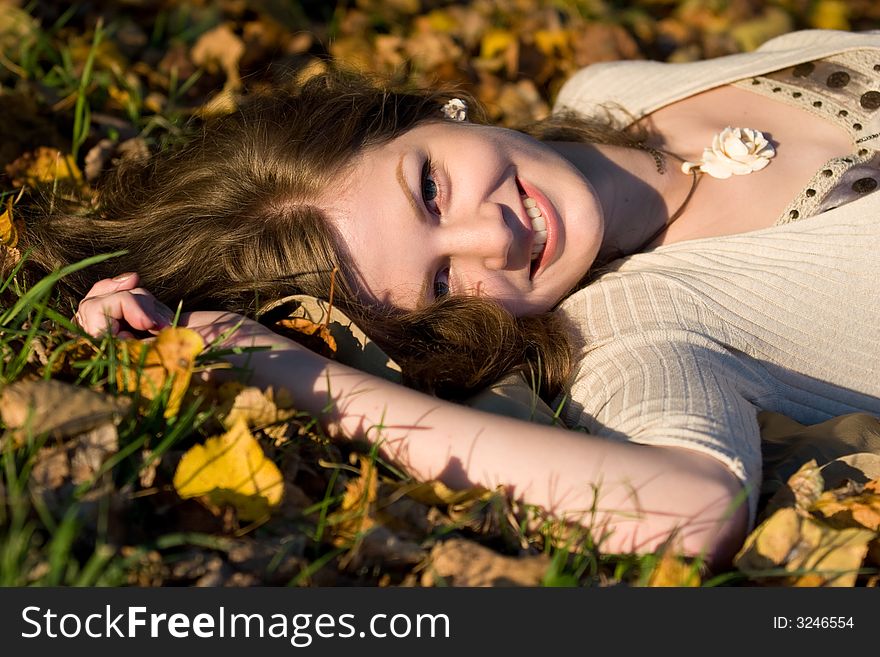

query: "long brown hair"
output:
19 68 627 401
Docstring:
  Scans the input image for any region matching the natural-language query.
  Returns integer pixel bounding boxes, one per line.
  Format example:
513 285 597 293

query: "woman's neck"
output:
546 140 696 263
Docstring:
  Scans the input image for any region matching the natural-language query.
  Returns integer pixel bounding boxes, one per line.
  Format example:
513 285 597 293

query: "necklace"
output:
629 127 776 254
634 147 701 252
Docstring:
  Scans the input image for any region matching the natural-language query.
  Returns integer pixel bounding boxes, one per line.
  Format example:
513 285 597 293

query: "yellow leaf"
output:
789 519 873 587
0 196 19 248
116 327 204 417
812 489 880 531
426 9 457 33
334 455 378 541
533 29 569 58
734 506 801 571
787 458 824 512
173 416 283 521
647 549 701 587
403 479 489 507
5 147 84 190
811 0 850 31
480 28 515 60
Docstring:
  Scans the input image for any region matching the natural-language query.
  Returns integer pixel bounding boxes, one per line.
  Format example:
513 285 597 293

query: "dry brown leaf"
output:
116 327 204 418
421 538 549 587
191 23 245 90
173 416 284 522
646 549 701 587
28 423 119 519
0 379 130 448
69 422 119 485
224 385 298 445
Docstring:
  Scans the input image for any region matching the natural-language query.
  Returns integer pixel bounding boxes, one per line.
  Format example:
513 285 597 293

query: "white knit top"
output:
551 30 880 526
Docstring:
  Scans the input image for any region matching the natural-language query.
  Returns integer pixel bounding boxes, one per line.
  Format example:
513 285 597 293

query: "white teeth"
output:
521 193 548 262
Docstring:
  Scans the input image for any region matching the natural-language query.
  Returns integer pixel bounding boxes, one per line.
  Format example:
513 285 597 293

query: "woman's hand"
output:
74 272 173 339
73 272 297 351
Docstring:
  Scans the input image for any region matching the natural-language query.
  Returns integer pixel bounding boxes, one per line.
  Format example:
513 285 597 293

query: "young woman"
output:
26 29 880 569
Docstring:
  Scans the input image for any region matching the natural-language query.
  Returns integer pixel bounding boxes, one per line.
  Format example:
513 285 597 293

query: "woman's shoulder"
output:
553 29 880 125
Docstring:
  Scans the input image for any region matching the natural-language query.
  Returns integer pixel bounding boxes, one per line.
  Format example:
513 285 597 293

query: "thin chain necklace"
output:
635 143 702 250
598 127 775 265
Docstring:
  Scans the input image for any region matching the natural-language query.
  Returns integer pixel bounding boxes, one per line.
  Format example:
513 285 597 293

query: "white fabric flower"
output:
681 127 776 179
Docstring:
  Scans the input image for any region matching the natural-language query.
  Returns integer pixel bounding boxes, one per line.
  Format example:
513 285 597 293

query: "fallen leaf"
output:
334 454 379 541
69 422 119 485
763 459 825 518
810 0 850 31
223 385 298 445
0 195 22 248
173 416 284 522
0 379 130 448
421 538 549 587
403 479 489 507
116 327 204 418
788 519 873 587
646 549 701 587
5 147 84 192
735 506 875 586
734 506 801 571
811 487 880 531
191 23 245 90
274 317 337 358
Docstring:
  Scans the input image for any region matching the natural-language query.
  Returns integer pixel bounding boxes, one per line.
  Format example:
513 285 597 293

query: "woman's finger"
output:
77 289 169 337
81 272 141 301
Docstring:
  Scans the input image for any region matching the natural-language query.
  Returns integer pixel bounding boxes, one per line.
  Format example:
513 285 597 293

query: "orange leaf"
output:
275 317 337 357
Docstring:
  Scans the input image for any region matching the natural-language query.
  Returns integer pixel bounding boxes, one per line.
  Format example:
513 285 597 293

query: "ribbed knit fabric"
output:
550 30 880 526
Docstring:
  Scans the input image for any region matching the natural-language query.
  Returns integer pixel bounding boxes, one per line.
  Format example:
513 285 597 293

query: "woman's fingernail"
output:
112 272 134 282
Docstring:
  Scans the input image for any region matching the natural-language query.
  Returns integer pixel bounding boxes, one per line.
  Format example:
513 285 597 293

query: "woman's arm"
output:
76 276 749 569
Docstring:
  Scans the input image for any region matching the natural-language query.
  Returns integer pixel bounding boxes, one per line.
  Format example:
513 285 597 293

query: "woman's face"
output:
322 120 605 316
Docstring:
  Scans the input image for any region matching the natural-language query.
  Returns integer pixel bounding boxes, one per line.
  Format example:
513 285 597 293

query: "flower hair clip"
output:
441 98 468 122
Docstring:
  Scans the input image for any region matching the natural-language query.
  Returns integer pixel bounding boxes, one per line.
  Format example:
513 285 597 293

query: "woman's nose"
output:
438 203 513 270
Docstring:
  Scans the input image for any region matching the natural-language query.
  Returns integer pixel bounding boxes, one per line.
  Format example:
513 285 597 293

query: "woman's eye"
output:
433 266 450 299
421 159 441 215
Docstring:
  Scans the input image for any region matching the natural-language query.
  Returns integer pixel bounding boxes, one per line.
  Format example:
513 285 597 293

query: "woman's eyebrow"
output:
396 154 427 225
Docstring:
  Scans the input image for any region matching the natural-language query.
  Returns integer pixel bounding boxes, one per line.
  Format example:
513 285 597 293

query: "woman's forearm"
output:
229 344 748 567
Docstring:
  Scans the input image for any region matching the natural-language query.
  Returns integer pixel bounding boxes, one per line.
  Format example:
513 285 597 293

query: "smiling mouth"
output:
516 179 548 278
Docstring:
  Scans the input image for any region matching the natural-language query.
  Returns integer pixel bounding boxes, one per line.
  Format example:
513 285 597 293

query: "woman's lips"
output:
517 177 559 279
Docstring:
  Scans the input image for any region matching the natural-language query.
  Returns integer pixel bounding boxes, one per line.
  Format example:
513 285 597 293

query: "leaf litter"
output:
1 0 880 587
